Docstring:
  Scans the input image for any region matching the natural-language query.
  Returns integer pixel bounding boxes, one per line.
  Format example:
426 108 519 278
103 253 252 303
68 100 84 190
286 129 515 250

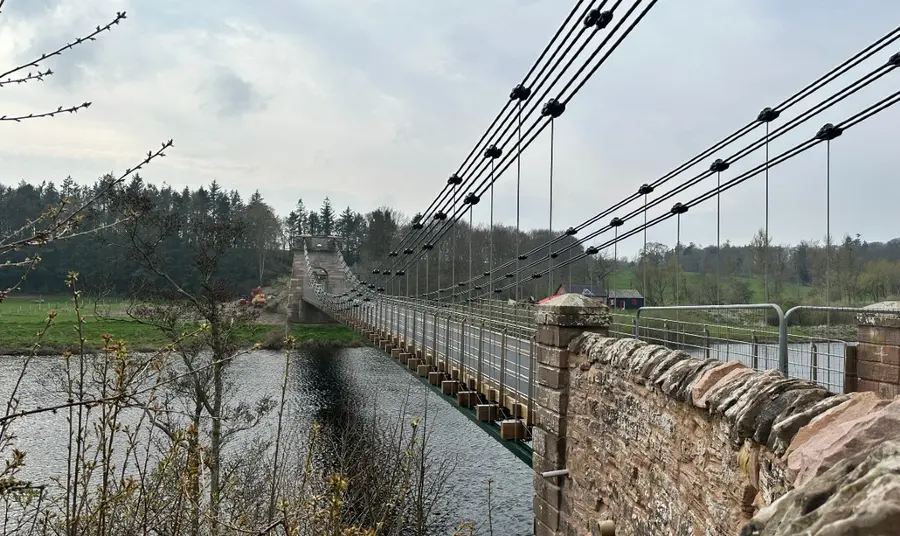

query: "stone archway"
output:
311 267 329 293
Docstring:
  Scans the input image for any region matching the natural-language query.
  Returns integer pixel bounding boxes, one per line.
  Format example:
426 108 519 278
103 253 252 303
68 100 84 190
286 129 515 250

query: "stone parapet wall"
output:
532 294 900 536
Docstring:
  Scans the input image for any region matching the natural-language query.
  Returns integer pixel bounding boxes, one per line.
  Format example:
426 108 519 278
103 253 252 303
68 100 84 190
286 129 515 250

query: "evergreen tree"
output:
293 198 307 235
307 212 321 235
320 197 335 236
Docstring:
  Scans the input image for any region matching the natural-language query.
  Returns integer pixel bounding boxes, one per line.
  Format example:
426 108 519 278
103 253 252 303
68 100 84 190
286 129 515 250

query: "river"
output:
0 346 534 535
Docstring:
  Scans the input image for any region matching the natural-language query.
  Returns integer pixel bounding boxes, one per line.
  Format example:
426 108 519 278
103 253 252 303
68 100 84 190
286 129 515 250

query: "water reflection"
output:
0 347 533 535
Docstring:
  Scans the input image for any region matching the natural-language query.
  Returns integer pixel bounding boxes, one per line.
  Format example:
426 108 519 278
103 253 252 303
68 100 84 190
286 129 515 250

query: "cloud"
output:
0 0 899 257
201 66 267 118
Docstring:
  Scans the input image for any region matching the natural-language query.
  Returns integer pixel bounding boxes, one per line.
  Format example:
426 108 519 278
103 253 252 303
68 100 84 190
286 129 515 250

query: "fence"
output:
631 303 900 394
335 296 900 397
364 298 536 433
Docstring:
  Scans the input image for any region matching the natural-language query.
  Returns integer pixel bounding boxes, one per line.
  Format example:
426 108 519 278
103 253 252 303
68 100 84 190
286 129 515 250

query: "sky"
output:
2 0 899 257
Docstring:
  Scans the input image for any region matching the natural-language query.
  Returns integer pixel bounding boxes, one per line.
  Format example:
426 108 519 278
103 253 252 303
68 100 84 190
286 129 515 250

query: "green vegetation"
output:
0 295 361 355
610 267 816 304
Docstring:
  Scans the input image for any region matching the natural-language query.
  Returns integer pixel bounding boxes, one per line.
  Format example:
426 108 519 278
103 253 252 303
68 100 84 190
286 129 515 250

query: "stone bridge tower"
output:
288 235 347 324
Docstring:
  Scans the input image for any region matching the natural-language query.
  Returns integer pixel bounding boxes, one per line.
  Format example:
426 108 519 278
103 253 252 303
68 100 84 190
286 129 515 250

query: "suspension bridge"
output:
288 2 900 534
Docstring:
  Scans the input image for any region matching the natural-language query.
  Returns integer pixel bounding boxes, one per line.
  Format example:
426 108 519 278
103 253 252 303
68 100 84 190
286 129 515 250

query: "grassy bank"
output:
0 295 362 355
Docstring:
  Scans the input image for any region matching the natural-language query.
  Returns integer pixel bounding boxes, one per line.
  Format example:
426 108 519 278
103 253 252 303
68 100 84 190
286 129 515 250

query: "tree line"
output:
5 175 900 305
632 230 900 307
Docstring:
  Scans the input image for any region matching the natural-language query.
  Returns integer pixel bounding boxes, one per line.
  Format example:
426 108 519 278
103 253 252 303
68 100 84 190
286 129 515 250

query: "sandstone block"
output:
532 452 564 476
692 361 747 407
537 325 592 347
858 341 900 366
534 405 566 437
857 325 900 346
532 496 559 534
537 345 569 368
536 311 611 328
858 379 900 398
532 427 566 463
785 391 889 457
538 363 569 389
535 385 568 415
534 520 558 536
745 440 900 536
788 398 900 487
857 360 900 384
533 472 563 509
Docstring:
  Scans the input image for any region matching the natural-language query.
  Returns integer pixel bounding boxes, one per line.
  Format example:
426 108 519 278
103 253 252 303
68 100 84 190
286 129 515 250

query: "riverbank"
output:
0 317 362 356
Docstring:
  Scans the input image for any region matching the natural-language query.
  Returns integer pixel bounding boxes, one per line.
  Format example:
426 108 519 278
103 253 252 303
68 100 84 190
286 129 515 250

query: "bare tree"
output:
0 7 173 302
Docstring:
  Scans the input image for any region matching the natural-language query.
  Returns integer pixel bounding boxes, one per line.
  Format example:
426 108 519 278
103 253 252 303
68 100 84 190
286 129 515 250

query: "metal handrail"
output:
636 303 788 374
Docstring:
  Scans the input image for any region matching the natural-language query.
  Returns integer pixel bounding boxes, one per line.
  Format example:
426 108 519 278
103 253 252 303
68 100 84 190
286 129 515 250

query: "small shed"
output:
607 289 644 310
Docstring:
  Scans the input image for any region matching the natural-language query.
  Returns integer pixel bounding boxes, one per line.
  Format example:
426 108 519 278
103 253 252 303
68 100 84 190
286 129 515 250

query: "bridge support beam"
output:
532 294 610 536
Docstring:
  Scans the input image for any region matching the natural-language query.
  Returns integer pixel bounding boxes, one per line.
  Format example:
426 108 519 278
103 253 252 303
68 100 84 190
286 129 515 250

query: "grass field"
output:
0 295 361 355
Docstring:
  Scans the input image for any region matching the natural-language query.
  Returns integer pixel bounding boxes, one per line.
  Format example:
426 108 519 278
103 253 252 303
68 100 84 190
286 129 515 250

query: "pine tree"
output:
320 198 335 236
293 198 307 235
307 212 321 235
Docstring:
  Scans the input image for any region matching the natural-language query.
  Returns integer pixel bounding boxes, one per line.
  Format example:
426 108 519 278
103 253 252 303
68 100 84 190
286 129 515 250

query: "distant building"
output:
554 283 605 298
607 289 644 310
553 284 644 310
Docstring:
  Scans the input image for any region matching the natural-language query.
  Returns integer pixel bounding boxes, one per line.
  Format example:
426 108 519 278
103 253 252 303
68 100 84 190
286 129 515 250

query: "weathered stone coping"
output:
569 334 900 491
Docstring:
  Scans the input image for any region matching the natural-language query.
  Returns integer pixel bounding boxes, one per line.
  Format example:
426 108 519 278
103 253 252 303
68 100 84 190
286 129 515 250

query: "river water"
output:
0 346 533 535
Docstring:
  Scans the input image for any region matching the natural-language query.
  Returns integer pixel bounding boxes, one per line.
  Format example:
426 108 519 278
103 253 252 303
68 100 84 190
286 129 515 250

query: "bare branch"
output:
0 11 127 80
0 101 91 122
0 139 174 256
0 68 53 88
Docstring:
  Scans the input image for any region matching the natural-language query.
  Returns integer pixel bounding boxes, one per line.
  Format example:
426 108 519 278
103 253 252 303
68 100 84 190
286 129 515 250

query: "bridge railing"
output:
634 303 785 373
333 289 900 398
630 303 900 394
363 298 537 426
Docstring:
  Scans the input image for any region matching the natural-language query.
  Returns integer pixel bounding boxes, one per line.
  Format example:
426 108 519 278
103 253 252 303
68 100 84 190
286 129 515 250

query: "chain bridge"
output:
284 0 900 531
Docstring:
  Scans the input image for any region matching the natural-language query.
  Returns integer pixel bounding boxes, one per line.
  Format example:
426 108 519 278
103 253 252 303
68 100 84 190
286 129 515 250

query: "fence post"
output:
751 333 759 370
810 342 819 385
844 343 858 394
460 319 468 386
778 308 789 375
444 315 451 377
532 294 610 536
499 329 507 406
477 321 485 393
703 326 710 360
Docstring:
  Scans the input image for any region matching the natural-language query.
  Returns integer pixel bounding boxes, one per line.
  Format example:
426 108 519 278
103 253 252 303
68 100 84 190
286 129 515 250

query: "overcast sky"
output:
2 0 899 256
